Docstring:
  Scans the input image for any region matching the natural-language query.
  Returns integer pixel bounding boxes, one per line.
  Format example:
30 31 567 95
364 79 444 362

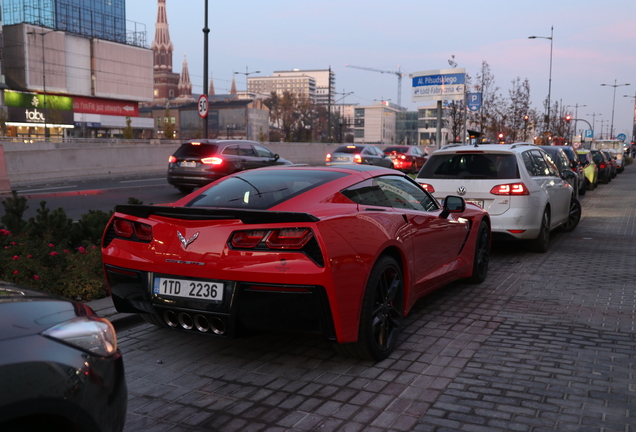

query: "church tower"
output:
151 0 180 105
173 55 196 105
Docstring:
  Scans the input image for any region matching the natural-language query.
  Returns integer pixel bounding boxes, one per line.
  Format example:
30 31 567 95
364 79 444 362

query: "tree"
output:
474 61 501 142
123 116 134 139
162 107 175 139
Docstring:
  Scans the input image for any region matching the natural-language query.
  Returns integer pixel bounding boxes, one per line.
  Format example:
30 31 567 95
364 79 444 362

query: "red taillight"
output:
113 219 134 238
266 228 313 249
326 153 332 162
490 183 529 195
354 154 362 163
112 218 153 241
134 223 153 241
230 230 269 248
168 155 177 163
400 154 407 160
201 157 223 165
600 162 606 169
419 183 435 193
230 228 313 250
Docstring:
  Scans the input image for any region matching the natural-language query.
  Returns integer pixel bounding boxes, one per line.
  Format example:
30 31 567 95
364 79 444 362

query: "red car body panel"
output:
102 166 488 344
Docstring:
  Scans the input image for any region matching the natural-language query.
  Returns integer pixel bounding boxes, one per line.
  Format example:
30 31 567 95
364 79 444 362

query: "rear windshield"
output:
185 170 347 210
334 145 365 154
173 143 218 158
417 153 519 180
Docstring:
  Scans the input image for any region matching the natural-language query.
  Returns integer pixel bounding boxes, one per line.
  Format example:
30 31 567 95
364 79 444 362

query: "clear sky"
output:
127 0 636 139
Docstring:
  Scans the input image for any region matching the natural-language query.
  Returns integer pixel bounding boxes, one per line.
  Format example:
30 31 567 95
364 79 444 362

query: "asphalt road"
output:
103 166 636 431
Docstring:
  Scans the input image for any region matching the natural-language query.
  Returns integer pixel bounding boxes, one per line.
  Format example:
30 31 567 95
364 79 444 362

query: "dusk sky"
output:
127 0 636 139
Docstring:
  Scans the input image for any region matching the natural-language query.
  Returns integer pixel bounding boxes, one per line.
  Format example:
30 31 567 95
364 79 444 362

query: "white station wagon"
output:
416 143 581 252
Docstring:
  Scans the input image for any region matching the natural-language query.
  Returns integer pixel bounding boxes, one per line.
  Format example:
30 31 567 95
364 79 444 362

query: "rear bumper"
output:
103 264 337 341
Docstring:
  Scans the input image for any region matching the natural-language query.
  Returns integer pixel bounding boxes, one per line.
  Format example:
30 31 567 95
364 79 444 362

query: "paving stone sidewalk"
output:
99 164 636 432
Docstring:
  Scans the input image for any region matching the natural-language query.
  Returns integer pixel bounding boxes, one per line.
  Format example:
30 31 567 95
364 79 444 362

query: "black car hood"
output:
0 283 91 340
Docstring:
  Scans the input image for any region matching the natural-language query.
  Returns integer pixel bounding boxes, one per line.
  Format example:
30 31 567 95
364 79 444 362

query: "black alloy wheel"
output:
528 209 550 253
335 255 404 361
467 220 490 284
559 198 581 233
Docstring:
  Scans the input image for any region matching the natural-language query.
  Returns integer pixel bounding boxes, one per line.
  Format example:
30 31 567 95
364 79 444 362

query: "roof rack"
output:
509 142 536 149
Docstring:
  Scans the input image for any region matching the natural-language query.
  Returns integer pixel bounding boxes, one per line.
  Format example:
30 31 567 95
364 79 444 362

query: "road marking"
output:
18 185 75 193
119 178 165 184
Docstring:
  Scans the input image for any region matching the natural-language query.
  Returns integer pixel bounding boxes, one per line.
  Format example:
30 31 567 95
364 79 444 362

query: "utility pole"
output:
202 0 209 138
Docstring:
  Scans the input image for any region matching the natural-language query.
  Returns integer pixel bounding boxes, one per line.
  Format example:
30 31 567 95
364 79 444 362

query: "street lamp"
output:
27 29 53 139
234 66 260 95
600 79 630 139
529 26 554 133
623 92 636 143
586 113 602 139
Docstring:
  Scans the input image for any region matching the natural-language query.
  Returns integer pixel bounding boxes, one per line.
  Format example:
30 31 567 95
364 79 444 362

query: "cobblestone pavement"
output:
115 165 636 432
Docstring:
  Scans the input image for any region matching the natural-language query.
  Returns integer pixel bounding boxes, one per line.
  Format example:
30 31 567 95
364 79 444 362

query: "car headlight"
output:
43 316 118 357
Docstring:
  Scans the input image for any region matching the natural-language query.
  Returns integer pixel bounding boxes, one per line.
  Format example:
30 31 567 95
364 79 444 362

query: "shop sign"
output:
73 96 139 117
4 90 73 111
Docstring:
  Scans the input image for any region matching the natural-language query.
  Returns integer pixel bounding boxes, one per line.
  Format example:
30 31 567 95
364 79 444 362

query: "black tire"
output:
559 198 581 233
528 209 550 253
466 220 490 284
334 256 404 361
177 186 194 194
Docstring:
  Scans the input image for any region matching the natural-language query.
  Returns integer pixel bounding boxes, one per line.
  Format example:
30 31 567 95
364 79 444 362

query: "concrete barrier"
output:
0 140 344 188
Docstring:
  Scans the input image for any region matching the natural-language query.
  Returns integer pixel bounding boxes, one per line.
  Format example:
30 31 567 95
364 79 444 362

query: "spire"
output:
230 75 237 96
151 0 174 71
209 74 215 95
178 55 193 97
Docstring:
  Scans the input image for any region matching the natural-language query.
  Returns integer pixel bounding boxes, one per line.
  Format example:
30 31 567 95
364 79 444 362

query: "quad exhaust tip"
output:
162 310 227 335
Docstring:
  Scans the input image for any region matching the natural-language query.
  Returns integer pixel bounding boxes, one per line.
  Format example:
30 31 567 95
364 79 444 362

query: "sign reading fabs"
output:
410 68 466 102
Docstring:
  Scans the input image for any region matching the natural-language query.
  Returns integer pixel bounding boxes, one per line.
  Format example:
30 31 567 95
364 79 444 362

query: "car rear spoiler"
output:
114 204 320 224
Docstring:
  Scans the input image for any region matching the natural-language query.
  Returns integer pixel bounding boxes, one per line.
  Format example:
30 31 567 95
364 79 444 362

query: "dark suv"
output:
167 139 292 193
539 145 586 196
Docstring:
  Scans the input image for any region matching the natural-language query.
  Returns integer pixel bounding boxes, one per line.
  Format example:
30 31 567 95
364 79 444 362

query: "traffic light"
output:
498 132 505 143
523 115 529 122
565 115 572 123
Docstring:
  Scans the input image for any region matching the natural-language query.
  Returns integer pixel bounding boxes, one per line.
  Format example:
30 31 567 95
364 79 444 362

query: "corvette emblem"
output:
177 231 199 249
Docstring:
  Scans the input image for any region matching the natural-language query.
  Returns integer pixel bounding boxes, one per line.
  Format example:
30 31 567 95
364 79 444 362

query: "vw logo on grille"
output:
457 186 467 196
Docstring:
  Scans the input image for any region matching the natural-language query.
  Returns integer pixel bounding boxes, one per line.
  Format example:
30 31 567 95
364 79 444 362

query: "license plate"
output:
180 161 196 167
466 199 484 208
153 276 224 301
335 157 350 161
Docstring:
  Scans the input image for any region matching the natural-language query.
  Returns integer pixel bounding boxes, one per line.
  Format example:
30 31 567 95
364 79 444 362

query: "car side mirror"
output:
274 154 280 161
440 195 465 219
562 170 576 180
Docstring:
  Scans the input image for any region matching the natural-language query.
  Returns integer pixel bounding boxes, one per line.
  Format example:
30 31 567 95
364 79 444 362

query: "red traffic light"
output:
523 115 529 122
565 115 572 123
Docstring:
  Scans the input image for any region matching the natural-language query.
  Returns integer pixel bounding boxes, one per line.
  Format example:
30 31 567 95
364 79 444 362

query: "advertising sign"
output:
410 68 466 102
73 96 138 117
5 90 73 111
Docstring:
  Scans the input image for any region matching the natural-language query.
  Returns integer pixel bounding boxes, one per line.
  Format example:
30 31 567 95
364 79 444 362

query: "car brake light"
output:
419 183 435 193
113 219 134 238
231 230 269 248
266 228 313 249
201 157 223 165
230 228 314 250
112 218 153 241
600 162 606 169
326 153 332 162
490 183 529 195
354 154 362 163
400 155 406 160
191 142 201 145
134 223 153 241
168 155 177 163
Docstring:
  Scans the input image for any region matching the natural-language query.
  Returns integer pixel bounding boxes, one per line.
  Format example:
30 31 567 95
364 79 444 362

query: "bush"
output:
0 193 119 301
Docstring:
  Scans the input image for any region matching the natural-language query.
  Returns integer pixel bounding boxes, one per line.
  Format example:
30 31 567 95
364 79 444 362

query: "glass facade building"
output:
3 0 128 44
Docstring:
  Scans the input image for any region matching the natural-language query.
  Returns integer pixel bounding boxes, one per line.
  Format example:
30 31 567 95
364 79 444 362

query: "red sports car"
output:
102 165 490 360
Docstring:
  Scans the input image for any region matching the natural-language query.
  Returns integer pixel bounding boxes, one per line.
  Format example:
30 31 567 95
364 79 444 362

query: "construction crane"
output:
345 64 405 107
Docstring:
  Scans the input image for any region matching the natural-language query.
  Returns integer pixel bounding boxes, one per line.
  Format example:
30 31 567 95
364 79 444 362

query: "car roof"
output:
434 142 537 154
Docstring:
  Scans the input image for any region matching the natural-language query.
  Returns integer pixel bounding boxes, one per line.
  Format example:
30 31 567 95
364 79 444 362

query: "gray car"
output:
326 144 394 168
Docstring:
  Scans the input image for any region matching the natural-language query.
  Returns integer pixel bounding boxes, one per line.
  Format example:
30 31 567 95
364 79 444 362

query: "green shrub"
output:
0 195 136 301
